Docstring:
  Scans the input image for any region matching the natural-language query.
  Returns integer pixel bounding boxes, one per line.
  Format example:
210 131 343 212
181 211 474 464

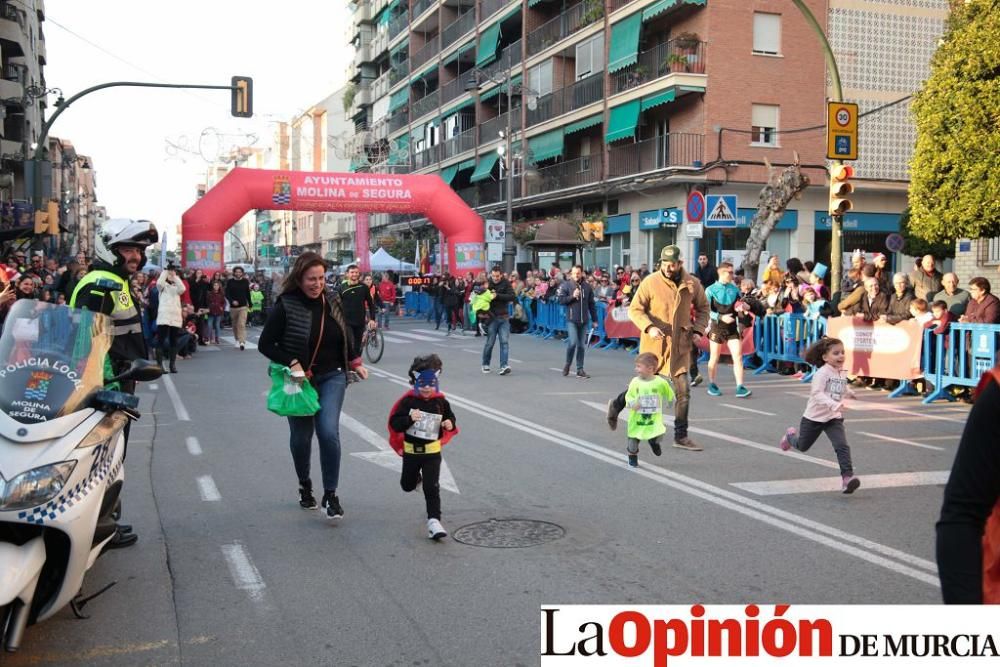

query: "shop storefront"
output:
640 208 681 265
697 209 798 266
813 212 901 272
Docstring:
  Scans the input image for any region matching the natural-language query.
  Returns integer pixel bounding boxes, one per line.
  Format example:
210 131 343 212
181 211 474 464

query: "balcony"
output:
442 10 475 46
439 76 470 104
412 0 435 19
526 2 597 57
372 70 391 99
609 0 636 12
389 60 410 84
412 89 440 119
611 39 706 94
353 1 372 22
354 41 373 68
480 109 522 145
413 143 442 169
1 2 23 24
388 108 409 132
524 156 601 196
441 126 477 159
371 28 389 56
412 37 439 69
478 0 508 21
479 39 522 80
526 72 602 127
388 13 408 39
606 133 704 177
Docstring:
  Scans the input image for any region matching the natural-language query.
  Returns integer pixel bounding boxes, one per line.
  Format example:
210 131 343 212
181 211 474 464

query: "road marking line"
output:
913 435 961 442
219 335 258 350
579 401 838 469
382 335 412 344
149 383 158 391
733 471 951 496
367 367 937 585
221 542 266 602
341 412 459 494
458 348 523 364
196 475 221 501
381 330 441 342
186 436 203 456
782 392 966 423
858 431 945 452
720 403 777 416
544 391 606 395
161 375 190 421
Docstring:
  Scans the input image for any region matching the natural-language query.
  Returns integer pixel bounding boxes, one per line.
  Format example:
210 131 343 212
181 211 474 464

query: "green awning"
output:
458 158 476 171
565 114 602 135
640 88 676 111
643 0 706 22
608 13 642 72
440 164 460 184
390 39 408 57
606 100 640 143
470 152 500 182
528 0 547 6
413 64 437 81
480 74 522 101
389 88 409 112
476 21 502 67
441 101 474 119
443 41 475 65
528 128 564 162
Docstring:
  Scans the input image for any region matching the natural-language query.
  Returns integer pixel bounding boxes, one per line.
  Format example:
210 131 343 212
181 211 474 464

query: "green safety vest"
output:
70 270 143 337
250 291 264 311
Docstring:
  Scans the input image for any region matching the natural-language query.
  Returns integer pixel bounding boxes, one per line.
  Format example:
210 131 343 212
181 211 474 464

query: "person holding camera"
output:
155 263 186 374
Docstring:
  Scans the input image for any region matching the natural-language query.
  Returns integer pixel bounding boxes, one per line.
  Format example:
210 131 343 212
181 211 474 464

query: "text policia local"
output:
541 606 1000 663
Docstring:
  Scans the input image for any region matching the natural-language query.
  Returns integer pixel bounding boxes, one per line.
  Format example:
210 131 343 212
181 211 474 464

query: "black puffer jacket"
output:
885 289 915 325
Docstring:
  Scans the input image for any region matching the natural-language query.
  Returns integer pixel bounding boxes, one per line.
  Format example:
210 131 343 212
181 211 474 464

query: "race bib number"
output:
406 411 442 440
825 377 846 402
637 394 659 415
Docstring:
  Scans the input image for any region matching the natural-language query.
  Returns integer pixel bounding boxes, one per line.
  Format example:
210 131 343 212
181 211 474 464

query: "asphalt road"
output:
7 315 969 666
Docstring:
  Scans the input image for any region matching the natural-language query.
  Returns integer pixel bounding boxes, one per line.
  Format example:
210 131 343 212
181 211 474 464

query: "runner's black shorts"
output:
708 321 740 344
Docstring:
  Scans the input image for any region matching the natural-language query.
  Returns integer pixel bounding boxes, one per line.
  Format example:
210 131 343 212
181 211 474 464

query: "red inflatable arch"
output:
181 168 485 273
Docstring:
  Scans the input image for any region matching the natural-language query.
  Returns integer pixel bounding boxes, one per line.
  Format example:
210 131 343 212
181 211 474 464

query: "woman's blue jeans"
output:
287 370 347 492
208 315 222 341
566 321 589 369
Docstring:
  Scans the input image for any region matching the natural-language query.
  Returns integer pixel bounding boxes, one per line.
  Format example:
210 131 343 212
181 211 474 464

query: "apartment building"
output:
0 0 46 205
48 137 98 257
348 0 950 273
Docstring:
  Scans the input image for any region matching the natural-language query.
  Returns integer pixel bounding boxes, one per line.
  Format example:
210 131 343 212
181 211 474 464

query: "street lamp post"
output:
465 49 538 274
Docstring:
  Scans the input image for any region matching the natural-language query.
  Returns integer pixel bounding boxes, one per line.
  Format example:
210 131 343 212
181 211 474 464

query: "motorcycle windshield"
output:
0 300 112 424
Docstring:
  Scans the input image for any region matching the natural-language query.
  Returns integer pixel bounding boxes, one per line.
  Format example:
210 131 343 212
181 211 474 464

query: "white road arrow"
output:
341 412 460 494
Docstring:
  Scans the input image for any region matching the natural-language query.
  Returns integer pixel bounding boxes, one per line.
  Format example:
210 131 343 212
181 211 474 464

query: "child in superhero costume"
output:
388 354 458 540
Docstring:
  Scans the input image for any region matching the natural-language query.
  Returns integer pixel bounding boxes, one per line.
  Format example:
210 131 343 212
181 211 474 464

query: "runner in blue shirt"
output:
704 262 751 398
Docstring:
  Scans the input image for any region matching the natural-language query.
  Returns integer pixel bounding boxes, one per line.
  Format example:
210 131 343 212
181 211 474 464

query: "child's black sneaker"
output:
298 480 317 510
321 491 344 520
649 440 662 456
627 454 638 467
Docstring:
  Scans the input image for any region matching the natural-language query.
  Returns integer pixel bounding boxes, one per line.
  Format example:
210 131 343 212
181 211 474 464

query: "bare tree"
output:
741 153 811 281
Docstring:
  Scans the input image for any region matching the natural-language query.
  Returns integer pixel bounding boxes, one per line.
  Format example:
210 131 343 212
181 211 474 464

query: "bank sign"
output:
639 208 681 230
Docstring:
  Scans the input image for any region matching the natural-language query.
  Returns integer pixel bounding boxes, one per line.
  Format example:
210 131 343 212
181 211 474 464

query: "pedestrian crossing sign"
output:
705 195 738 228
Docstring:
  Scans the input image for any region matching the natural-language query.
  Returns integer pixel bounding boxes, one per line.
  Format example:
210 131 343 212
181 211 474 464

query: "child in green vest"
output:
249 283 264 325
624 352 676 467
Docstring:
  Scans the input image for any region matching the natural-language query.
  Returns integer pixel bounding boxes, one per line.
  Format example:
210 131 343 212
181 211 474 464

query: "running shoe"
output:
427 518 447 540
734 385 752 398
707 383 722 396
779 427 796 452
842 476 861 494
321 492 344 520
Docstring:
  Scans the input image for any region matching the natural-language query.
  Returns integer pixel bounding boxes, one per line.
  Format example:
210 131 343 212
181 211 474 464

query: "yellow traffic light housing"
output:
580 222 593 242
47 200 59 235
592 221 604 242
829 163 854 216
34 209 48 235
231 76 253 118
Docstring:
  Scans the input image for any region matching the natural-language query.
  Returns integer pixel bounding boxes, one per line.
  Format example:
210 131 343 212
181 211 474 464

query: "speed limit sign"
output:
827 102 858 161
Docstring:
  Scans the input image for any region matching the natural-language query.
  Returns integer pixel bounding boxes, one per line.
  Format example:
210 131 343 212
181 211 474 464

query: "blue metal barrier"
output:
753 314 826 380
922 323 1000 403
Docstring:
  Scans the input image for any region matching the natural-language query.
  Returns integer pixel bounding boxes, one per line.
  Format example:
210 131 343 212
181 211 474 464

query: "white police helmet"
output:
94 219 159 268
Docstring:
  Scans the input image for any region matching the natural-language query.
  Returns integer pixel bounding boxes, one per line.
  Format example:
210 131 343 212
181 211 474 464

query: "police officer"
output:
70 218 159 549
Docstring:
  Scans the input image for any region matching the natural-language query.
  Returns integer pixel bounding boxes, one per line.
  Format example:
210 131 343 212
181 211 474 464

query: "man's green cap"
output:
660 245 682 263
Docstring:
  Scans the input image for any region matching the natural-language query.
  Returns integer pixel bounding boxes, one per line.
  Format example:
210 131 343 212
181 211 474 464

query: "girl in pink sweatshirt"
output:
779 337 861 494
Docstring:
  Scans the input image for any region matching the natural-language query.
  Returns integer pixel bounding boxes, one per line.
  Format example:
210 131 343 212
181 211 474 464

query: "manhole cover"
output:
452 519 565 548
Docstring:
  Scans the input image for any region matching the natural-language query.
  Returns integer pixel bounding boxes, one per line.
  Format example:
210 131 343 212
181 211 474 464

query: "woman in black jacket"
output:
442 277 464 336
258 252 369 520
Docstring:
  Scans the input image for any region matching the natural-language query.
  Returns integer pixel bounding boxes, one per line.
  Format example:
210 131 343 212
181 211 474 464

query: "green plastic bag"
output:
266 363 320 417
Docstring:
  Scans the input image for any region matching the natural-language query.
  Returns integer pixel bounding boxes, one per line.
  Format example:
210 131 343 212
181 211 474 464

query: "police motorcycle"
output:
0 299 161 652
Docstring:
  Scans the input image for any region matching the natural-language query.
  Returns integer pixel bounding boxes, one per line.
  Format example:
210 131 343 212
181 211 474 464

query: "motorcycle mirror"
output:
110 358 164 384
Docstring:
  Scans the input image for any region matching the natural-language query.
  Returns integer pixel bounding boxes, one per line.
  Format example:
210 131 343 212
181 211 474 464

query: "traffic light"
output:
829 163 854 216
580 222 593 242
47 200 59 235
231 76 253 118
34 209 47 235
591 220 604 242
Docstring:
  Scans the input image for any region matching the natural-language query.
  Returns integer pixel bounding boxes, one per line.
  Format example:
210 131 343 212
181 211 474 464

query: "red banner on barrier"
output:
825 317 923 380
604 306 641 339
695 324 756 356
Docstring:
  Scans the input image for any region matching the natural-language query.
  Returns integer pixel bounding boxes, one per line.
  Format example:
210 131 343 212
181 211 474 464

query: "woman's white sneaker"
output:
427 518 447 540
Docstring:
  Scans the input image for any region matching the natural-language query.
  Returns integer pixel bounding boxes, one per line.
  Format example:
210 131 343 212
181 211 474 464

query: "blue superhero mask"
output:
413 369 440 393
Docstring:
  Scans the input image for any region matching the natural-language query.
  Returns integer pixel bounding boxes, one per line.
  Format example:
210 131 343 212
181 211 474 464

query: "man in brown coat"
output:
606 245 710 450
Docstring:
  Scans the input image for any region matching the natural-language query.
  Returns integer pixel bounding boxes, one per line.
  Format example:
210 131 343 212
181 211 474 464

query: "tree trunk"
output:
742 158 811 283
